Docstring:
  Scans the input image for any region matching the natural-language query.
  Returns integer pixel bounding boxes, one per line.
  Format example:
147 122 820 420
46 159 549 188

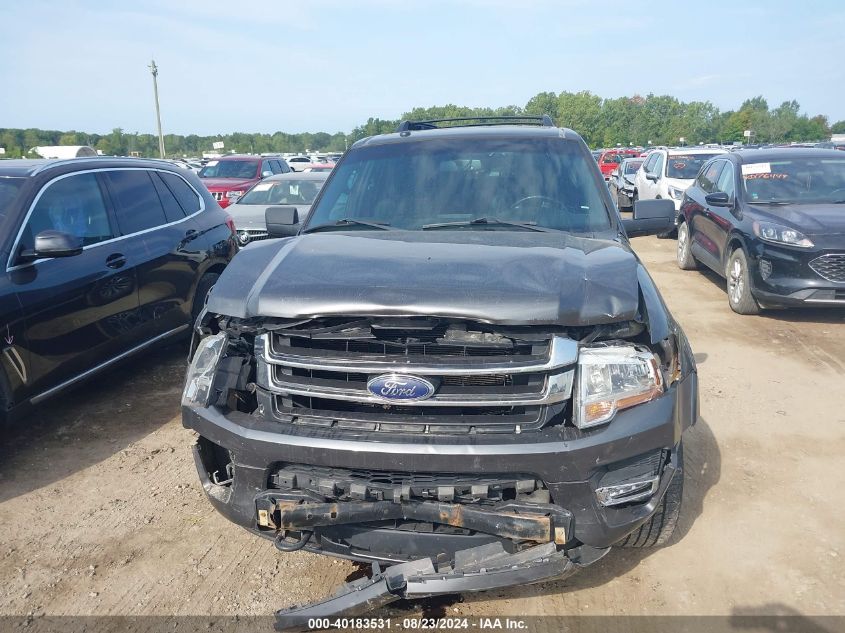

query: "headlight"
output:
753 221 814 248
226 190 245 199
668 186 685 200
182 333 227 408
574 344 664 429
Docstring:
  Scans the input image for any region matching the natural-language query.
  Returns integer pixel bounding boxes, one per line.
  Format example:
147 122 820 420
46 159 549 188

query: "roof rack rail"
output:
395 115 555 132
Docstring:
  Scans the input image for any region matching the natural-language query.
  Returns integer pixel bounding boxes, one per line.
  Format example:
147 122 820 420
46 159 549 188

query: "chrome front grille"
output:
237 228 271 245
253 321 577 434
810 253 845 283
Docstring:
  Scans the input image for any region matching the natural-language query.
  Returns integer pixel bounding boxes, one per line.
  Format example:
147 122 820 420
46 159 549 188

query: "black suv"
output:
182 117 698 622
676 148 845 314
0 158 237 423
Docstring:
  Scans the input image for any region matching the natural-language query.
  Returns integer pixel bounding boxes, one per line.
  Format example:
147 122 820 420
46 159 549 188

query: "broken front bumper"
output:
183 370 695 561
275 541 598 631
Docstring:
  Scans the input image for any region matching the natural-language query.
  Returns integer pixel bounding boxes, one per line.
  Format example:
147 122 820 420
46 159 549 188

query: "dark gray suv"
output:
181 117 698 624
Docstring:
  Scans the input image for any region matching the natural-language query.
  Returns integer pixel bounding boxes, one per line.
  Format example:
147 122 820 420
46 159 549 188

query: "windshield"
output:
306 137 611 233
666 153 720 179
0 177 25 222
237 178 325 205
624 161 643 175
742 158 845 204
198 160 258 179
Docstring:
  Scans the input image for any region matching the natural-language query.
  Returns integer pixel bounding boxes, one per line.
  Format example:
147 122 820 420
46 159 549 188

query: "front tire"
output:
618 446 684 548
676 222 697 270
726 248 760 315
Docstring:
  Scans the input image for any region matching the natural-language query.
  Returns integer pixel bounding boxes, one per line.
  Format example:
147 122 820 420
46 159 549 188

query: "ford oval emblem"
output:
367 374 436 402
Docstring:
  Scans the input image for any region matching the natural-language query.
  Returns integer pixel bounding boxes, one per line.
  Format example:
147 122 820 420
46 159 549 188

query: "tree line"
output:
2 91 843 159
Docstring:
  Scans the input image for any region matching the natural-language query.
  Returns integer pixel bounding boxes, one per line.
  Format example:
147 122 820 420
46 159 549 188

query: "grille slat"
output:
810 254 845 283
254 321 577 434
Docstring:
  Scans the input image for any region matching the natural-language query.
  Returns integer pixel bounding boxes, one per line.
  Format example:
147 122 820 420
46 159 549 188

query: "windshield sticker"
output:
205 160 219 167
743 173 788 180
672 161 687 170
253 183 273 191
741 163 770 176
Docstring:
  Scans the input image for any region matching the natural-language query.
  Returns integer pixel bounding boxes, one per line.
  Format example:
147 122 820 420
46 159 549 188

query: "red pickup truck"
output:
198 155 290 208
597 149 639 181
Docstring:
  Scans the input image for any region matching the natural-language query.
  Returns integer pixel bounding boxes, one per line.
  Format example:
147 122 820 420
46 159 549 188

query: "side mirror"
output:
265 206 300 237
622 199 676 237
645 172 659 182
22 230 84 260
705 191 732 207
261 170 273 178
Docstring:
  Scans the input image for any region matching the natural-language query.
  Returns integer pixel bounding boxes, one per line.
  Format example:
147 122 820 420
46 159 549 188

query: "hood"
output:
663 177 693 189
228 202 312 230
208 231 643 326
199 177 256 191
746 202 845 236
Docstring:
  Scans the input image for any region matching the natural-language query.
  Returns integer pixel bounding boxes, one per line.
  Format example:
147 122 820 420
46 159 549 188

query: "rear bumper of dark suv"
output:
182 368 696 564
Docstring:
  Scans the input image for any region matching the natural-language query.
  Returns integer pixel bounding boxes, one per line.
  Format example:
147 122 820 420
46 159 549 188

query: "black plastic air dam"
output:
274 542 593 632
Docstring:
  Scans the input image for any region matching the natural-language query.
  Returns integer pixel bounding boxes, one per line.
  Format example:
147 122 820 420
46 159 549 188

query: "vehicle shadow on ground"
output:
731 603 840 633
0 343 187 504
694 266 845 324
451 415 722 606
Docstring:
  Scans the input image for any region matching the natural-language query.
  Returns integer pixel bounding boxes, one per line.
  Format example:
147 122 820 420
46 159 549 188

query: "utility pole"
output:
149 59 166 158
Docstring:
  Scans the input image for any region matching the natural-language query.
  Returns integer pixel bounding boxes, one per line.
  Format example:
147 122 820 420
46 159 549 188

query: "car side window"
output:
698 161 724 194
716 162 736 197
159 172 202 215
261 160 274 176
652 153 665 177
103 170 168 235
277 159 291 174
19 172 113 255
150 172 187 223
643 154 657 174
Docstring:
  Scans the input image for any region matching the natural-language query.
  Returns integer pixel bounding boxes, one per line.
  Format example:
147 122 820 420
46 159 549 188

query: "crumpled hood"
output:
209 231 644 326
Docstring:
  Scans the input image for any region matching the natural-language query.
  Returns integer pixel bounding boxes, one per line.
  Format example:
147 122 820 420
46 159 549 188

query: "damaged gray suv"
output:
182 116 698 624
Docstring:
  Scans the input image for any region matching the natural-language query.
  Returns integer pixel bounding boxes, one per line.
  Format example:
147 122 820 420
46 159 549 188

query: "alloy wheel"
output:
728 257 744 304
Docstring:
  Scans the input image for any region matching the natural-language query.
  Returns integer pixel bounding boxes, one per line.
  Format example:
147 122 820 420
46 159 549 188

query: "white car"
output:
634 148 727 211
285 156 312 171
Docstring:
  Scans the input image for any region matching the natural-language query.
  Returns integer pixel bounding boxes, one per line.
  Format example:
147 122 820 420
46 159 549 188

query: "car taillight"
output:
225 216 236 234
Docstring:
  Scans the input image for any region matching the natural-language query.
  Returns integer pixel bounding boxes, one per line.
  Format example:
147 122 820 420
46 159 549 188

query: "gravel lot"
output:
1 236 844 625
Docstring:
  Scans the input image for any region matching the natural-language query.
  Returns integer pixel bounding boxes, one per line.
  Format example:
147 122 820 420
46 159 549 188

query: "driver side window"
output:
18 173 113 257
652 154 665 178
716 162 735 197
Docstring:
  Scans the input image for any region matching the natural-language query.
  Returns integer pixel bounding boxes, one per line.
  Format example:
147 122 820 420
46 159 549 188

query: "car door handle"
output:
106 253 127 269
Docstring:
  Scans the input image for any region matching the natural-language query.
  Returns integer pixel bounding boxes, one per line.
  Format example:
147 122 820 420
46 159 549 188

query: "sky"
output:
2 0 843 136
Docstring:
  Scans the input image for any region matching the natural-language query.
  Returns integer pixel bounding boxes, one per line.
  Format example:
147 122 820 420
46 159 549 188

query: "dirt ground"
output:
1 236 844 625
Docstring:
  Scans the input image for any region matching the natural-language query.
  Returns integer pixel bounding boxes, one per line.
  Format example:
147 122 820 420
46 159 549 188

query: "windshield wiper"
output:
303 219 392 234
421 217 556 232
746 200 792 205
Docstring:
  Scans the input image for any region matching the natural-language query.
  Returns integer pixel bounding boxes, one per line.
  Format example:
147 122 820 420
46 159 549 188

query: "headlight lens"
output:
753 221 814 248
668 186 685 200
226 190 245 199
182 333 227 408
574 344 664 429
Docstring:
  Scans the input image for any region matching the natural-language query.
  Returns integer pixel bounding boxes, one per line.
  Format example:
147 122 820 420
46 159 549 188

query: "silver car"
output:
608 157 644 210
227 171 328 246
